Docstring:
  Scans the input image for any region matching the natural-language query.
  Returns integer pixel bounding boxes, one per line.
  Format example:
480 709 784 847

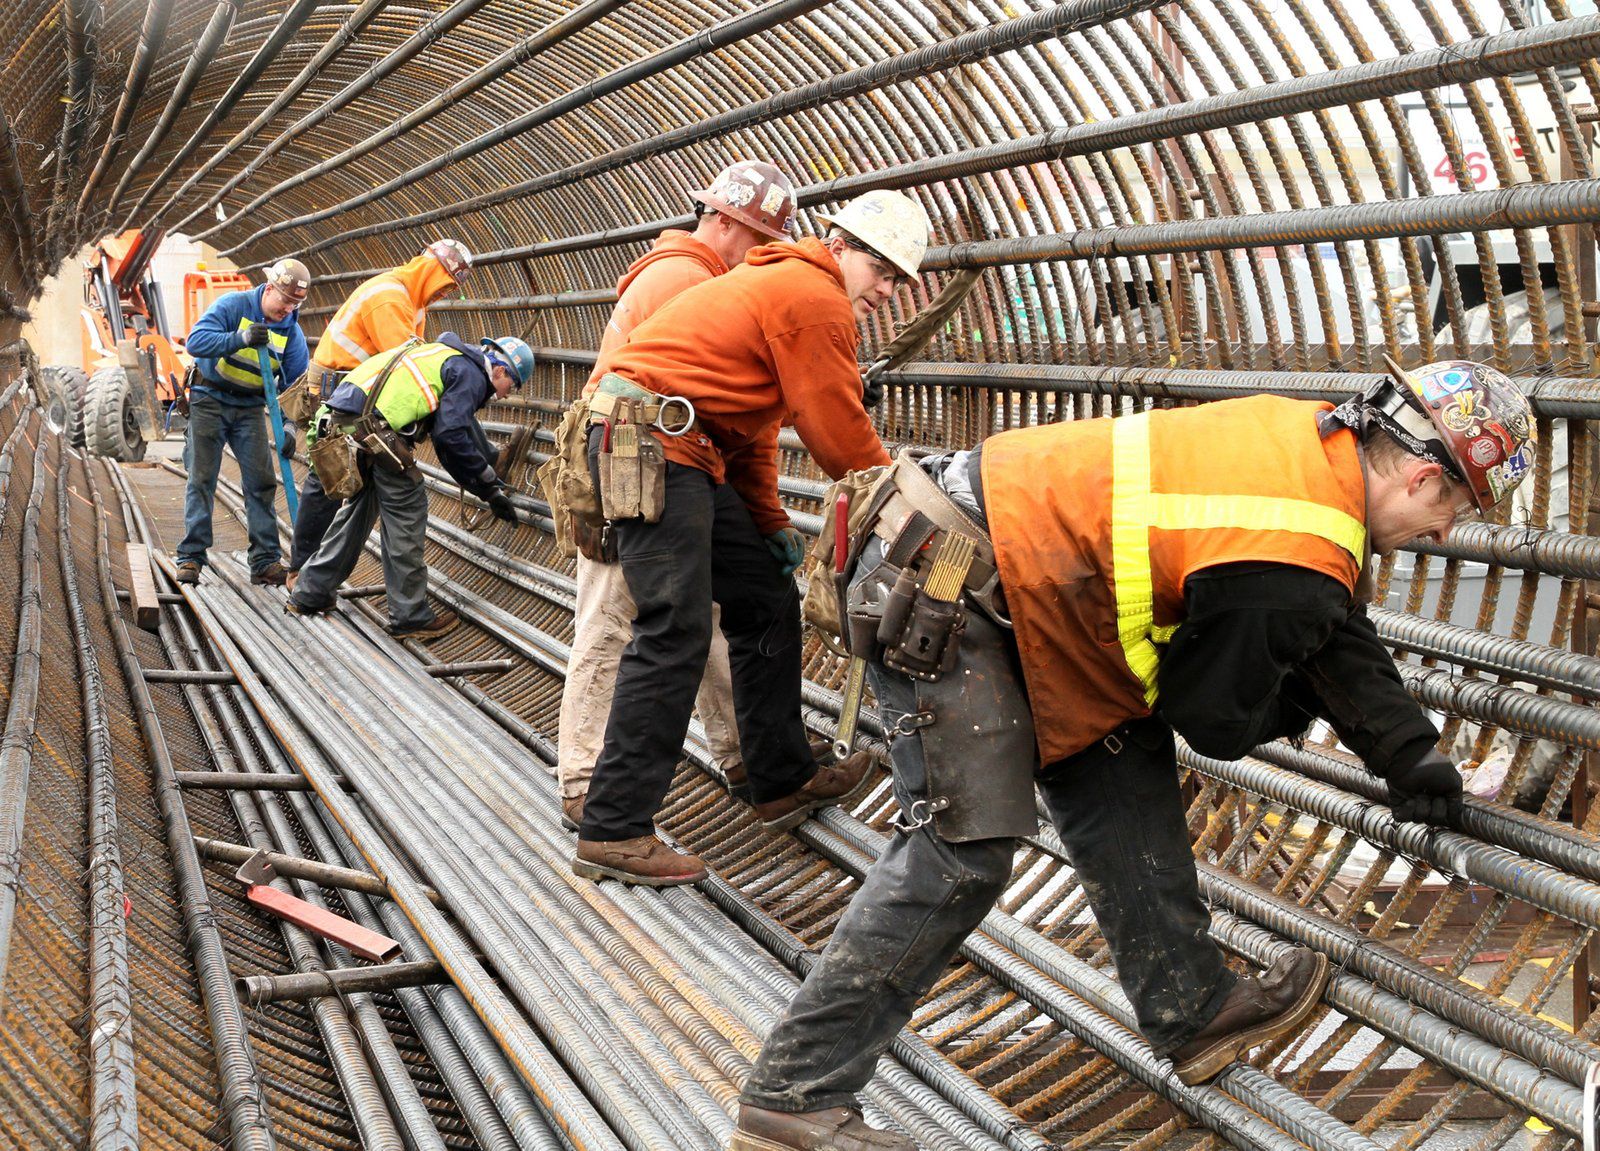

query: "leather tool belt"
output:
587 373 696 436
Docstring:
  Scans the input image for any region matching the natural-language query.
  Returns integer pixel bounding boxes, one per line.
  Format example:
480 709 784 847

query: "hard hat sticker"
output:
760 185 786 216
1419 369 1471 402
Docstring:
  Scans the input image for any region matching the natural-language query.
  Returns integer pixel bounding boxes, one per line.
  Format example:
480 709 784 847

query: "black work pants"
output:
741 678 1235 1114
288 466 343 571
579 438 815 841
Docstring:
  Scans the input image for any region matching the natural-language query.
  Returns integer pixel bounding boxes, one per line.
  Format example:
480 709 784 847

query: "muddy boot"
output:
1169 947 1330 1085
724 739 831 796
390 609 459 641
729 1105 914 1151
251 561 288 586
572 835 706 887
175 561 201 585
561 795 584 833
753 750 877 832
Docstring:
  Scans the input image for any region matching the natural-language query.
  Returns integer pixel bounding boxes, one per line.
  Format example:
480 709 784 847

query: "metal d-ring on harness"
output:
653 395 696 437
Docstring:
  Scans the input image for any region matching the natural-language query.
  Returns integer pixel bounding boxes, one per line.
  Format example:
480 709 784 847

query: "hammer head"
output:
235 849 278 887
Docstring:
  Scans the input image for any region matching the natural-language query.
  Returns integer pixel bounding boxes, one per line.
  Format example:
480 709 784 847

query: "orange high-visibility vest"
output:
980 395 1368 765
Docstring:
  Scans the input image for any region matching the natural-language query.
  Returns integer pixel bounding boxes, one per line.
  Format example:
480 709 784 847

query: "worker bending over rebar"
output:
729 359 1534 1151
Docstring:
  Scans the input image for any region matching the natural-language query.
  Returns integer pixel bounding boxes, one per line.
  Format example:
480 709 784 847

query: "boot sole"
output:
727 1134 794 1151
570 857 705 887
758 757 880 833
1173 953 1331 1085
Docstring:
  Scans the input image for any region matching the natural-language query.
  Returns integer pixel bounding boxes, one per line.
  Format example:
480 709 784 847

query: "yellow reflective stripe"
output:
235 316 289 352
325 280 412 363
1148 493 1366 560
1110 413 1368 708
214 359 265 388
1110 413 1163 705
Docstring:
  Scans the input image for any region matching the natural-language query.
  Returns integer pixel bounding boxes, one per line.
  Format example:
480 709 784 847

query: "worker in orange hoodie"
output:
557 161 800 832
570 189 931 887
287 239 472 584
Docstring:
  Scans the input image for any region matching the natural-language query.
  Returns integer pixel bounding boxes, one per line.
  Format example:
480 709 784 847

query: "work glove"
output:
1383 749 1464 826
241 323 272 349
278 424 297 460
861 374 885 409
765 527 806 578
486 491 518 523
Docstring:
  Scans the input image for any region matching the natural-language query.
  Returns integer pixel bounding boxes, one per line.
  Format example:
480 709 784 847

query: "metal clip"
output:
654 395 696 437
890 798 935 833
1102 733 1123 755
887 709 936 741
890 794 950 833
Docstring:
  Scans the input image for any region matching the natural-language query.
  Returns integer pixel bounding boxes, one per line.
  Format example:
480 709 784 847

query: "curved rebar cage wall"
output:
4 0 1600 1148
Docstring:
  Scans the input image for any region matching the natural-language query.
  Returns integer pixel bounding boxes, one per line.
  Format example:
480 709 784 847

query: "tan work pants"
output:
557 551 742 801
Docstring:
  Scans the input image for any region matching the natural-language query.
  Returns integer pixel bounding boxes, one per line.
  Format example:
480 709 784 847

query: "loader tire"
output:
40 364 88 446
84 365 147 462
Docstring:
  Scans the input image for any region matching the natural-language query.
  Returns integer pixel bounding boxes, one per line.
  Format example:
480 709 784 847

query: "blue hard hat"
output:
480 335 534 388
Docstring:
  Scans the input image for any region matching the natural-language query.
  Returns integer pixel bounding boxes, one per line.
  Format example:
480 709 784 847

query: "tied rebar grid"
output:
158 381 1600 1151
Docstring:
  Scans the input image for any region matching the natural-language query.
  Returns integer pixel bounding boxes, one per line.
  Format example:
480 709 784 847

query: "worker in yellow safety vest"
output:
287 238 472 587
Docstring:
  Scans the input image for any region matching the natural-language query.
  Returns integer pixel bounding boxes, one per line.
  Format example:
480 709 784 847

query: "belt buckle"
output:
1102 733 1123 755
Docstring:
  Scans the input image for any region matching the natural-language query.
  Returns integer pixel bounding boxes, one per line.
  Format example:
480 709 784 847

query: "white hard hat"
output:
817 190 931 278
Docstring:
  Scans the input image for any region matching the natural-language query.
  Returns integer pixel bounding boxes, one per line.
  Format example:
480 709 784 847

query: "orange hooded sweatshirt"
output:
312 253 459 372
595 238 890 535
583 230 727 395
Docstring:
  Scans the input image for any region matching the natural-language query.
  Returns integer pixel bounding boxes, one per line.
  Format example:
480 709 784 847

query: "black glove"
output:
1383 749 1464 826
241 323 272 349
279 425 297 459
861 375 884 409
486 491 517 522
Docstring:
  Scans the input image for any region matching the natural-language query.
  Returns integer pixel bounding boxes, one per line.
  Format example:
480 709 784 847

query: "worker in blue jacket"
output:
175 259 312 587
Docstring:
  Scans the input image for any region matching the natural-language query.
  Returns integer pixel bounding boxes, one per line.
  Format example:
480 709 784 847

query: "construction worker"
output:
287 238 473 588
286 332 534 639
729 360 1535 1151
175 258 311 587
570 189 932 887
557 160 800 830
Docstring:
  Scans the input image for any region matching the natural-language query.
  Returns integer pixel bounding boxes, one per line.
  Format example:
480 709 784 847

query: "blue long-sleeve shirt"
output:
185 285 309 407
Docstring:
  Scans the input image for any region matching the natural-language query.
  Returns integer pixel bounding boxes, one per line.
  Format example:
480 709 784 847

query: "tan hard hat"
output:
692 161 798 240
426 238 473 283
265 258 311 299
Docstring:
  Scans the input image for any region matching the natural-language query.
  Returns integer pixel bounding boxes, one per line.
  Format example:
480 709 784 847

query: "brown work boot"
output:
389 609 459 641
723 739 831 793
729 1104 914 1151
1169 947 1331 1085
560 795 584 833
572 835 707 887
753 750 877 832
284 568 300 593
175 561 200 585
284 597 328 618
251 561 288 586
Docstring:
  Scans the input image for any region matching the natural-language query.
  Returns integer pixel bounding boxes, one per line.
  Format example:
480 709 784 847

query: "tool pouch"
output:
310 426 364 501
361 421 414 475
537 396 604 558
843 577 887 662
278 371 319 424
595 401 665 523
877 566 967 682
801 464 894 642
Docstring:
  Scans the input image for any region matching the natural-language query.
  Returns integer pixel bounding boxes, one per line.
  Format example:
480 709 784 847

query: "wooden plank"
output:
124 542 160 632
